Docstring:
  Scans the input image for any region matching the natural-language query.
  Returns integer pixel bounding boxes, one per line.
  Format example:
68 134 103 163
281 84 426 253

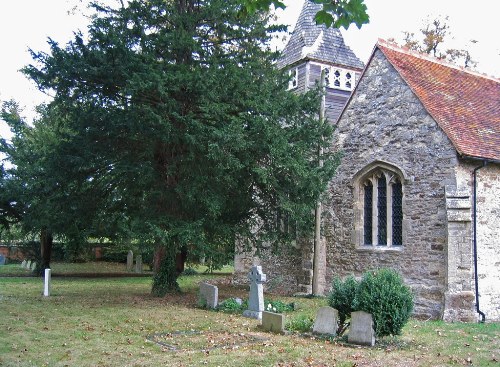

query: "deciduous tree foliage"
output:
242 0 369 29
400 16 477 69
20 0 338 295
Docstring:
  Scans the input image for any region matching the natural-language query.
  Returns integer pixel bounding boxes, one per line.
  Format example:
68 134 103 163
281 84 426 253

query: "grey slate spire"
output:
277 1 364 70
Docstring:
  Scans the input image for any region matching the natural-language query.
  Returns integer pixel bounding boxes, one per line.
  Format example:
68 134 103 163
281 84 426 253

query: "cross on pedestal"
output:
243 265 267 320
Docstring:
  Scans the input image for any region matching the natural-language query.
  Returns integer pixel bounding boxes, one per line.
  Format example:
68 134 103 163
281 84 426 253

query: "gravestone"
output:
348 311 375 346
261 311 285 334
44 268 51 297
313 306 338 336
243 265 266 320
26 260 32 269
31 262 37 271
21 260 26 268
135 255 142 273
199 283 218 309
126 250 134 272
0 254 5 265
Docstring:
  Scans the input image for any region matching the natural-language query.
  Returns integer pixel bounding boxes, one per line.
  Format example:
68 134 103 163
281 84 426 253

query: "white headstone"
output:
126 250 134 272
199 283 218 308
44 268 51 297
313 306 338 336
243 265 266 320
135 255 142 273
21 260 27 268
0 254 5 265
31 262 37 271
348 311 375 346
26 260 32 269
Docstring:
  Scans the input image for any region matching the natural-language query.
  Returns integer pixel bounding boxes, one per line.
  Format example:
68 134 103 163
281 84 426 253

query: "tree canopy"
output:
398 16 477 69
7 0 339 293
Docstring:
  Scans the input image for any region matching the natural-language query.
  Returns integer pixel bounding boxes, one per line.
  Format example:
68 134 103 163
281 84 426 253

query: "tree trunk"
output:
151 245 188 296
153 245 166 274
40 227 53 274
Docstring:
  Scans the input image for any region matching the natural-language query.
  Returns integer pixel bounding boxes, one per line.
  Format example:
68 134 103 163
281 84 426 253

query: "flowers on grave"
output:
264 300 295 313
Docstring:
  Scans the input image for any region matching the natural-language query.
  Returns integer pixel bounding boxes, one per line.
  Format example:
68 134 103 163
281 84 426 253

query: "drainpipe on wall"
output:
473 160 487 323
312 69 326 296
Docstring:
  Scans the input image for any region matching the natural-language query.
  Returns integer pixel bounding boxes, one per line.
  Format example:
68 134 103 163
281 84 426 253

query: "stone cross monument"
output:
243 265 266 320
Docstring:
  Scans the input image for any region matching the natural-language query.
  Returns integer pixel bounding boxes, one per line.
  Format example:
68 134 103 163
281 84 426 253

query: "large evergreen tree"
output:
18 0 338 294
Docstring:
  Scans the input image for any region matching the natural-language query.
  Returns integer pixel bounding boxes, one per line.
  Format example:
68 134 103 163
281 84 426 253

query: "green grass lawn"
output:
0 265 498 367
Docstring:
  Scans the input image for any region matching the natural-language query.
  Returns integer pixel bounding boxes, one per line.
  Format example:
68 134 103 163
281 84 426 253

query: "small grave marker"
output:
21 260 27 268
26 260 32 269
199 283 218 309
31 262 37 271
313 306 338 336
135 255 142 273
243 265 266 320
126 250 134 272
44 268 51 297
0 254 5 265
261 311 285 334
348 311 375 346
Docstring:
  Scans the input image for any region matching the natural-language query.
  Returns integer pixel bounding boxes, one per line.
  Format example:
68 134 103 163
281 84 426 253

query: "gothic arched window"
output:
360 168 404 247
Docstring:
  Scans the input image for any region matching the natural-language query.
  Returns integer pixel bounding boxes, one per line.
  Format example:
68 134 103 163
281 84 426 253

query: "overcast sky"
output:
0 0 499 130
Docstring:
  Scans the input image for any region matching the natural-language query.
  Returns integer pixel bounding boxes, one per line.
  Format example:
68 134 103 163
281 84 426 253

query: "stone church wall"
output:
326 49 460 319
455 162 500 321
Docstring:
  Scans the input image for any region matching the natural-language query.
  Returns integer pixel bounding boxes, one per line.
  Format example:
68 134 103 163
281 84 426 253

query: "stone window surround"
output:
352 161 408 251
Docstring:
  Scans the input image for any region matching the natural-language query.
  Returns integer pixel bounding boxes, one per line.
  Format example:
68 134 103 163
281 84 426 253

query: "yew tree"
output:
21 0 339 295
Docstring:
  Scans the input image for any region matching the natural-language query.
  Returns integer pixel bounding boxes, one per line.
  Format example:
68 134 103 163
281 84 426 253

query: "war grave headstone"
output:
21 260 27 268
313 306 338 336
348 311 375 346
44 268 51 297
135 255 142 273
26 260 32 269
261 311 285 334
126 250 134 271
243 265 266 320
0 254 5 265
31 262 37 271
199 283 218 309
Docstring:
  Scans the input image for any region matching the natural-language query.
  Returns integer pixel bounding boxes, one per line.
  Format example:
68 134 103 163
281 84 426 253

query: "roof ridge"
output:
377 38 500 82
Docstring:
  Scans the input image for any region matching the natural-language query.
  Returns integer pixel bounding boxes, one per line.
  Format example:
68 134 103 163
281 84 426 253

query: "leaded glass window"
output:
377 175 387 245
364 182 373 245
359 167 404 248
392 180 403 246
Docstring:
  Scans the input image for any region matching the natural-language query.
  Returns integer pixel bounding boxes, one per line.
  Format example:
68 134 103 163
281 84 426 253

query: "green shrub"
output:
216 298 246 313
286 314 314 333
328 275 358 335
182 267 198 276
354 268 414 337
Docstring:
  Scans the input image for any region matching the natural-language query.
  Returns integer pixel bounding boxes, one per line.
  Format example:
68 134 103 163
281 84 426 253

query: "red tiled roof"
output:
376 39 500 161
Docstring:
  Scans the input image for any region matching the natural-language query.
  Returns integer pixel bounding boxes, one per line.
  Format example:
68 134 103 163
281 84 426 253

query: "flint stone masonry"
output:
243 266 266 320
261 311 285 334
126 250 134 272
199 283 218 309
348 311 375 346
465 163 500 321
313 307 338 336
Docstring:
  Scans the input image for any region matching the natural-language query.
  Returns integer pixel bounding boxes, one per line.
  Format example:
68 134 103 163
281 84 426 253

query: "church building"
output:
235 1 500 322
